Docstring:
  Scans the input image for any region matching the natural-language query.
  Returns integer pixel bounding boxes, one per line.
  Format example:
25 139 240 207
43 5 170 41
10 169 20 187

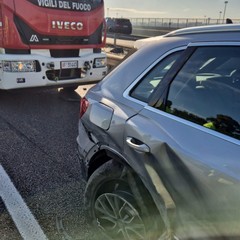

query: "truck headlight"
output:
3 60 36 72
93 58 106 68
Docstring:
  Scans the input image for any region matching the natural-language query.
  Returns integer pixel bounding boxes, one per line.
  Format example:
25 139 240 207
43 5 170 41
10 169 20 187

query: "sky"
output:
104 0 240 20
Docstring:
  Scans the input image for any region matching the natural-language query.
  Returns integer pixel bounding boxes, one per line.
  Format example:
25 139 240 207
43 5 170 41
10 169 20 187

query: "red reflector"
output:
80 97 89 118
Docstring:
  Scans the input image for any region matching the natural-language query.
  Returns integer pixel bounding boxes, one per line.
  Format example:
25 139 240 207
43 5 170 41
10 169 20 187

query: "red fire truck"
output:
0 0 107 90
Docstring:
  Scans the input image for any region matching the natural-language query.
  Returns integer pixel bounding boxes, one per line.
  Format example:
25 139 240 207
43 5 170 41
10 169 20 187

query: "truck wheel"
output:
84 160 165 240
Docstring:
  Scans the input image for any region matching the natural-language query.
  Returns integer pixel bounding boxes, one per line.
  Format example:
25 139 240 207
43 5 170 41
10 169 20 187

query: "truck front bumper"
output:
0 52 107 90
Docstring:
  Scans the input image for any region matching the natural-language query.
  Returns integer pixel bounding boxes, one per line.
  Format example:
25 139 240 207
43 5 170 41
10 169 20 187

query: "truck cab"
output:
0 0 107 90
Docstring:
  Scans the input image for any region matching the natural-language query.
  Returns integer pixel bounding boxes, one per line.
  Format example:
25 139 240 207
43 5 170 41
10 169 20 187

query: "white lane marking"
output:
0 164 48 240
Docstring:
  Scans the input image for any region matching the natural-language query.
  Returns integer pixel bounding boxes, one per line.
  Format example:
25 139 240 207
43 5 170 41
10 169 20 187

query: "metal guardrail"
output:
131 17 240 29
107 17 240 69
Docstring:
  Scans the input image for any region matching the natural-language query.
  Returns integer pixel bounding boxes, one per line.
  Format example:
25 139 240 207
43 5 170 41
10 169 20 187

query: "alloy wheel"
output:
94 192 147 240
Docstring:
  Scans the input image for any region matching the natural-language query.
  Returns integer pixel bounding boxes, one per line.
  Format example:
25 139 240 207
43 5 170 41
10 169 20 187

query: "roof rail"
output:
165 24 240 37
134 24 240 49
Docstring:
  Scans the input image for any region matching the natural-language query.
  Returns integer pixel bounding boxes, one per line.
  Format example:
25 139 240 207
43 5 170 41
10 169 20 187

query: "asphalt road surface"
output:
0 86 94 240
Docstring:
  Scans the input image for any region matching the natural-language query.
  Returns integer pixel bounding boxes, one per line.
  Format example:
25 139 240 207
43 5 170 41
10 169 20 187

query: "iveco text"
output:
52 21 83 30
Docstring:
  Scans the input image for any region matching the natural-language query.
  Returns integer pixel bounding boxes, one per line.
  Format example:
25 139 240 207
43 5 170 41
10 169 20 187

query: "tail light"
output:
80 97 89 118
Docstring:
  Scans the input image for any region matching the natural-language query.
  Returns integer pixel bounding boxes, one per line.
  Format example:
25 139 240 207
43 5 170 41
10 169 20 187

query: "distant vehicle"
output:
0 0 107 91
106 17 132 35
77 24 240 239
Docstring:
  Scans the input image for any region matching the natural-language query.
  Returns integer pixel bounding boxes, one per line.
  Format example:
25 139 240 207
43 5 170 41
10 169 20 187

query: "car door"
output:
123 42 240 238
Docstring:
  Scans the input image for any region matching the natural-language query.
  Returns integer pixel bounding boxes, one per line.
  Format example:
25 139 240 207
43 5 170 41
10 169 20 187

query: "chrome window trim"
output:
123 46 187 105
188 41 240 47
144 105 240 146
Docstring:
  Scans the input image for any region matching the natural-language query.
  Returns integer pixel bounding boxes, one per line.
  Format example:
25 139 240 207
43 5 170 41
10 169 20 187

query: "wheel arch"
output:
87 146 176 212
85 146 175 239
87 146 165 214
87 146 130 180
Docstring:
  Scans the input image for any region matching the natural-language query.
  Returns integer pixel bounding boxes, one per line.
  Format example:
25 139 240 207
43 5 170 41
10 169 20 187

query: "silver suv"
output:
77 24 240 240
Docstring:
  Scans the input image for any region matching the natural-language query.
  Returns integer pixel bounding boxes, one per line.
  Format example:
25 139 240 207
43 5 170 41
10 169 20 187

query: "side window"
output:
166 46 240 140
130 51 183 102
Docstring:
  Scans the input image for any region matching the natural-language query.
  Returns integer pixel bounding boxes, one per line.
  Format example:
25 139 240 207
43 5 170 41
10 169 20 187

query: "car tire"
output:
84 160 165 240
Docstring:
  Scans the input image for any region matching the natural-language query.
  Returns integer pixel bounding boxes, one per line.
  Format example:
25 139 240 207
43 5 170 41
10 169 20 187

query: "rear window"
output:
115 19 131 24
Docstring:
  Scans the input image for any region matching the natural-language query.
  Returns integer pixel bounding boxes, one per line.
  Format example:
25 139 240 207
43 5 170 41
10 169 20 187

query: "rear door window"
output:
166 46 240 140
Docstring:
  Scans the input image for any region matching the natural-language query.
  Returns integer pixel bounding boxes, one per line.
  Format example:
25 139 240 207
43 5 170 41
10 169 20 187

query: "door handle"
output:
126 137 150 153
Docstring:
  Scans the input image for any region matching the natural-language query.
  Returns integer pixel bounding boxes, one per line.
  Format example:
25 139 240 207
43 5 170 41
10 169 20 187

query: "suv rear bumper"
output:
77 120 98 180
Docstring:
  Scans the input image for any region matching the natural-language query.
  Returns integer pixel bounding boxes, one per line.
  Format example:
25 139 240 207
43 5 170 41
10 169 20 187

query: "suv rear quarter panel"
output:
124 105 240 237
